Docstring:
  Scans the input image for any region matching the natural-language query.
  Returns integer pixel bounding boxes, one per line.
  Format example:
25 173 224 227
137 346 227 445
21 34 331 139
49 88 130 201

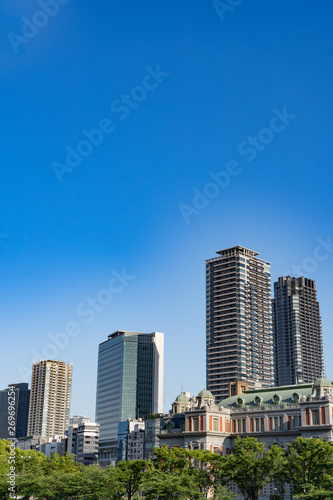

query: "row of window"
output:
186 413 312 434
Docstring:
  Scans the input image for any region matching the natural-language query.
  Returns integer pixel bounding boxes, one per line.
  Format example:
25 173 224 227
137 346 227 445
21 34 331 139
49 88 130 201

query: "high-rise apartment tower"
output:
206 246 274 402
27 360 72 438
95 330 164 465
272 276 323 386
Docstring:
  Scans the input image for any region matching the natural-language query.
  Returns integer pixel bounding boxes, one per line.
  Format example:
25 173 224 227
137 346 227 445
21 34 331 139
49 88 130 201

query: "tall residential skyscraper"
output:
206 246 274 402
27 360 72 438
0 383 30 439
95 331 164 465
272 276 324 386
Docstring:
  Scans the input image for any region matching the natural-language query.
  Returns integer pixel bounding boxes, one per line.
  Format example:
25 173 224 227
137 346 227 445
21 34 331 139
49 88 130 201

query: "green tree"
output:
284 437 333 496
225 436 282 500
270 451 288 500
186 449 227 497
152 446 189 474
141 469 195 500
214 485 236 500
116 459 149 500
293 483 333 500
73 465 119 500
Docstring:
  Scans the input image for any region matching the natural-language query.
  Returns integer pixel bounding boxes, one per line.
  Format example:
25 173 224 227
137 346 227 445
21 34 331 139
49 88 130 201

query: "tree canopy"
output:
1 436 333 499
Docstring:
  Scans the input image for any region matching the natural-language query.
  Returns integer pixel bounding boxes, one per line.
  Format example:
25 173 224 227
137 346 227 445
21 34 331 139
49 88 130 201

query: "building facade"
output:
117 419 145 462
67 415 91 458
206 246 274 401
272 276 324 386
39 435 67 457
27 360 73 438
76 421 100 466
95 330 164 466
0 383 30 439
158 378 333 499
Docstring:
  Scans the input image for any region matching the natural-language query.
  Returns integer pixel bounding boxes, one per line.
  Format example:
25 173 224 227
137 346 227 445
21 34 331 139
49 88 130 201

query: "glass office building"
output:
206 246 274 402
95 331 164 464
272 276 323 386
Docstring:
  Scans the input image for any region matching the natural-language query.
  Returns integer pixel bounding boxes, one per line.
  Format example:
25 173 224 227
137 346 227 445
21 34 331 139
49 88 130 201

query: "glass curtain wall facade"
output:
95 331 164 444
272 276 323 386
206 246 274 402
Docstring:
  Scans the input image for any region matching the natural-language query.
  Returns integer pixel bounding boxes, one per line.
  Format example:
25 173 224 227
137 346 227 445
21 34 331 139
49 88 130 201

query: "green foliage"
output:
214 485 236 500
225 437 282 500
69 465 119 500
141 469 195 499
2 437 333 499
186 449 227 496
284 437 333 496
270 450 287 499
293 483 333 500
116 459 149 499
152 446 189 474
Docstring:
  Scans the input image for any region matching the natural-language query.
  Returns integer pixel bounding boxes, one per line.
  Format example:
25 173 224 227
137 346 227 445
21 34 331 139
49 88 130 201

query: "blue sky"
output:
1 0 333 419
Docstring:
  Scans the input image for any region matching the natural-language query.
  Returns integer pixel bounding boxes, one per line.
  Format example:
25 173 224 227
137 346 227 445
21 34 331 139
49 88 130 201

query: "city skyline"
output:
1 1 333 421
1 262 327 420
2 266 327 421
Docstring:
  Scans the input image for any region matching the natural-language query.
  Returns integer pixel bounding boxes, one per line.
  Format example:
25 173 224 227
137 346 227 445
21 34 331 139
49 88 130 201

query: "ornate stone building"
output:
157 377 333 499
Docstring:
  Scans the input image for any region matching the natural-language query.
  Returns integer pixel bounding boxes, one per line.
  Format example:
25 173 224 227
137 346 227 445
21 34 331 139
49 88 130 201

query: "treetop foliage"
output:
0 437 333 499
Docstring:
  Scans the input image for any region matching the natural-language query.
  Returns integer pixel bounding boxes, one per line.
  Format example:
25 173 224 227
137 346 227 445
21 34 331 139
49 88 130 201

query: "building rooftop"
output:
216 245 259 257
206 245 270 265
175 392 190 404
197 388 214 398
218 383 315 409
107 330 162 340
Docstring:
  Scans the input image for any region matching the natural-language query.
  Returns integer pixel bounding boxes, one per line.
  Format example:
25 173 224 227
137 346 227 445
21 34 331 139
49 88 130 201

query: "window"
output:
193 418 199 432
213 418 219 432
312 410 320 425
293 415 300 428
268 417 272 431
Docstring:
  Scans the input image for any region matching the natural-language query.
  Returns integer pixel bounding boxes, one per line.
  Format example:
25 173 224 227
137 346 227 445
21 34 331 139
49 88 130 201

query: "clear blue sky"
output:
1 0 333 419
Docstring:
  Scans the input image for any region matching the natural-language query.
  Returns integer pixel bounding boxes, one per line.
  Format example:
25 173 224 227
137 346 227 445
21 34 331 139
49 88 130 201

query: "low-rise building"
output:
67 416 99 466
39 435 67 457
76 421 99 466
117 419 145 462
